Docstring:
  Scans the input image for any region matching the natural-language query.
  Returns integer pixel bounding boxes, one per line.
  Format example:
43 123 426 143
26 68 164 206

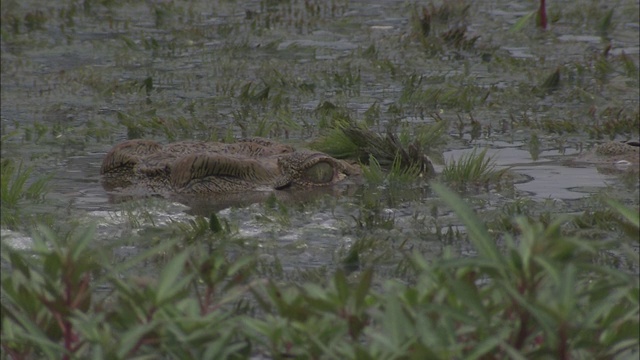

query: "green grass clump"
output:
1 159 52 227
310 125 361 159
361 154 424 187
313 120 444 179
441 147 508 187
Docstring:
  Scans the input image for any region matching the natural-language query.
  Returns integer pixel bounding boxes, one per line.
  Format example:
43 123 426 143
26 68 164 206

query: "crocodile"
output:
571 141 639 172
100 138 362 198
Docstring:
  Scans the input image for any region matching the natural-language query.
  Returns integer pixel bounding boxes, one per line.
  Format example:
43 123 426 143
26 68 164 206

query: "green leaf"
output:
71 225 96 261
1 305 65 357
431 183 504 268
499 341 528 360
334 269 349 304
209 213 223 233
227 256 253 277
606 199 639 229
8 249 31 279
509 11 535 32
448 278 488 322
156 250 190 304
466 327 510 359
354 268 373 310
500 281 557 337
558 264 577 316
382 295 412 350
534 257 561 285
116 321 158 358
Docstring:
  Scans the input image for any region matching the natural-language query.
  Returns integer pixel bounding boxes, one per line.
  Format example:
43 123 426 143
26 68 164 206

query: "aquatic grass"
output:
617 52 639 80
23 10 48 31
238 82 270 103
363 101 381 126
348 188 401 232
594 56 614 83
1 159 53 227
113 197 173 230
115 108 221 141
571 197 640 241
351 125 437 173
540 117 581 135
259 196 292 227
441 147 508 187
313 119 445 181
170 215 230 246
410 1 471 39
310 126 360 159
360 155 385 184
597 8 614 35
510 0 549 31
487 198 562 234
536 67 561 95
510 10 537 32
328 63 361 97
21 121 49 143
361 154 424 187
528 132 541 160
400 118 448 160
338 237 396 274
401 81 488 112
440 26 479 49
2 0 640 356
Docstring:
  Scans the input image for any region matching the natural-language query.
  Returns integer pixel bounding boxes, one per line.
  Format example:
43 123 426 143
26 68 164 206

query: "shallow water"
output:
1 0 639 267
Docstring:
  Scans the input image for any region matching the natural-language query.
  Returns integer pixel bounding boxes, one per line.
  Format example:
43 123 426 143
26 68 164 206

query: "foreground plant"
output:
1 225 253 359
245 184 639 358
1 187 637 358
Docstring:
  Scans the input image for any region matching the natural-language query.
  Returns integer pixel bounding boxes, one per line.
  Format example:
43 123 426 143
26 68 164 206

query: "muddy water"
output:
1 0 638 267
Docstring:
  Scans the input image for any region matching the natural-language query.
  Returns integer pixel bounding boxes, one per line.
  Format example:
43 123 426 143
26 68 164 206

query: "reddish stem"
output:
538 0 547 29
514 309 530 350
62 275 75 360
558 323 568 360
201 286 214 315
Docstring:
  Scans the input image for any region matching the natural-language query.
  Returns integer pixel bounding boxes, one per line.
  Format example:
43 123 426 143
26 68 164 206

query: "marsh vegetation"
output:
1 0 638 358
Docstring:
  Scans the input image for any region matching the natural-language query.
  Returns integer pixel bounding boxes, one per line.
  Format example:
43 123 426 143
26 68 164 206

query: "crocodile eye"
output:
302 161 335 184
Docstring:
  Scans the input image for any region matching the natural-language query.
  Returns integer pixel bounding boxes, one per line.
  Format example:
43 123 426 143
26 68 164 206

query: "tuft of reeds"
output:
1 159 52 227
441 148 508 187
313 120 444 179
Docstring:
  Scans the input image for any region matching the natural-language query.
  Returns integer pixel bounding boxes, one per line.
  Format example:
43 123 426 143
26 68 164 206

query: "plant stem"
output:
538 0 547 29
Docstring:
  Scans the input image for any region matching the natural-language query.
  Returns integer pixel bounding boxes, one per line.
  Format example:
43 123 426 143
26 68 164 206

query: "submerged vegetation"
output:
1 0 639 358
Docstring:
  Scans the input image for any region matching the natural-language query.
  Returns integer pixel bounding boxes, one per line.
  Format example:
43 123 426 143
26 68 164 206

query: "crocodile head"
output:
169 150 360 194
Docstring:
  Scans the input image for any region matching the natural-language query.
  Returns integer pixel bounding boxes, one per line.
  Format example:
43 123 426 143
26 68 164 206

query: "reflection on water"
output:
175 183 361 216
